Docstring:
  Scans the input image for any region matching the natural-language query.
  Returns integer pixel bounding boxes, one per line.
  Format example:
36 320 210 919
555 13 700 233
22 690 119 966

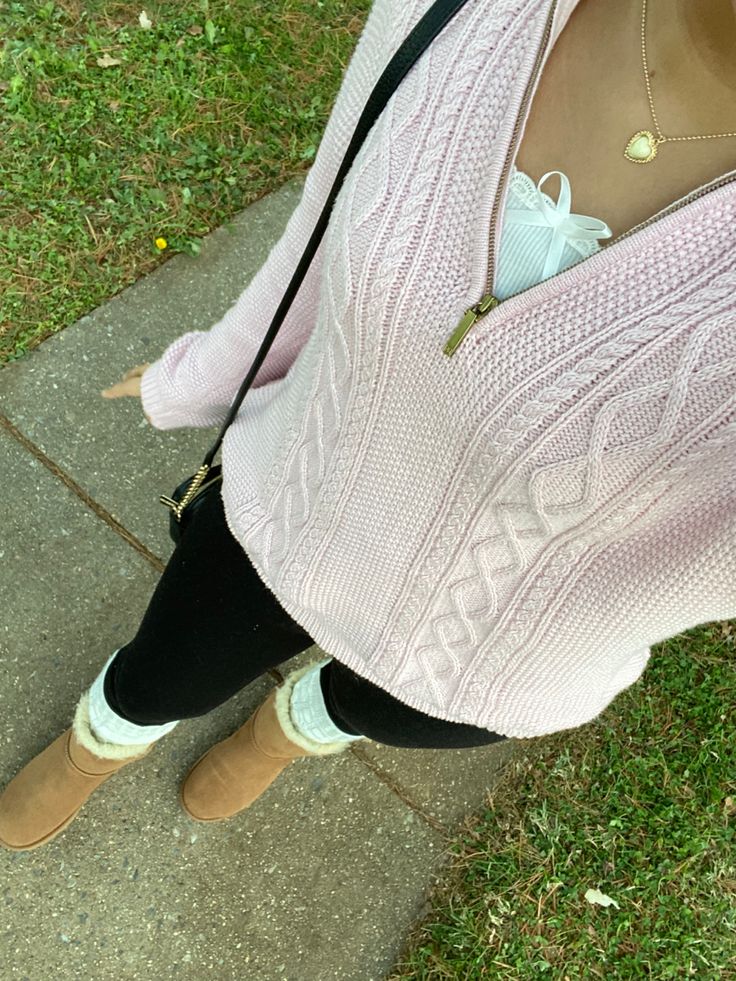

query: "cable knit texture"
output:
140 0 736 738
277 664 355 756
73 692 153 761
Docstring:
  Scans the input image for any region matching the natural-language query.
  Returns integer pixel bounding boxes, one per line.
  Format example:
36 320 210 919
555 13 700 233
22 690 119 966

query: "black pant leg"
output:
104 485 314 725
320 659 508 749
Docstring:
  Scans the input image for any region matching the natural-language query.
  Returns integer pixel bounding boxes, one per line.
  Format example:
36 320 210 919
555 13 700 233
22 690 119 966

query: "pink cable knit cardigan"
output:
141 0 736 738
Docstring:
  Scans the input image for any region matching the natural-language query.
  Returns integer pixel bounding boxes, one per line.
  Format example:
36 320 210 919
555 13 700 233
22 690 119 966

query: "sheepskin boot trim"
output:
274 662 357 756
73 691 154 766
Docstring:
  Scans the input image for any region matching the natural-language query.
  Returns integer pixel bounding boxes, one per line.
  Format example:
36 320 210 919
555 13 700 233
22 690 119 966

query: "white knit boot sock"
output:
288 658 365 745
86 650 181 747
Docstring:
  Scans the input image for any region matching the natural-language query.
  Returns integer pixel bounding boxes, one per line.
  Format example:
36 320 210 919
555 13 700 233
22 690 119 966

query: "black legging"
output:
103 485 507 750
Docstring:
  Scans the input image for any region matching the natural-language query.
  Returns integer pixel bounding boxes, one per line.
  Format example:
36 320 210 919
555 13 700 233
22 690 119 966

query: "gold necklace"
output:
624 0 736 163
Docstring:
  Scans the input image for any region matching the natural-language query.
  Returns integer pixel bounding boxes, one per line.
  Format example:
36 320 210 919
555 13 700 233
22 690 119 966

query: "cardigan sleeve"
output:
140 0 394 430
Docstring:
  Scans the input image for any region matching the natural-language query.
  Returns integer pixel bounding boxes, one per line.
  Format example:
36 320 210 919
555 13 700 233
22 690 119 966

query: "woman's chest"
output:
512 0 736 242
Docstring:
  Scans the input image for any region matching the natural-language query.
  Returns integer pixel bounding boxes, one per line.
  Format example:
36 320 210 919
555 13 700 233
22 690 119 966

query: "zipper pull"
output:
443 294 500 357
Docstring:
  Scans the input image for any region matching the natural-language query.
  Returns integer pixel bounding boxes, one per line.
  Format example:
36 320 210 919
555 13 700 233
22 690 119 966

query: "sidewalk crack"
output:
348 743 450 838
1 412 165 572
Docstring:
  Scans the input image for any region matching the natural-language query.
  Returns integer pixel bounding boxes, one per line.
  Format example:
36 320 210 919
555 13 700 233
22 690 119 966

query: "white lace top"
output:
495 166 613 300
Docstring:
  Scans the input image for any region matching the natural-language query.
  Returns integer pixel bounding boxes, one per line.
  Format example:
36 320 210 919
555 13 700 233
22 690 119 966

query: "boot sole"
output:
0 804 83 852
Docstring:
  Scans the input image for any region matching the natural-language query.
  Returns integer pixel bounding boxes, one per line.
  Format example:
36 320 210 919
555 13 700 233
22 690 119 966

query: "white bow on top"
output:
504 170 613 280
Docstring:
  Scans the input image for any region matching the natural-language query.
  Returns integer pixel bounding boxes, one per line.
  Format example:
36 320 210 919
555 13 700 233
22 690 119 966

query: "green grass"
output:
0 0 371 363
388 621 736 980
3 4 735 977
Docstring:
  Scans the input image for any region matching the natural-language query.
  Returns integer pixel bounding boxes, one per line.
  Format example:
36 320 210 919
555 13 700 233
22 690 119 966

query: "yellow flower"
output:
155 237 168 250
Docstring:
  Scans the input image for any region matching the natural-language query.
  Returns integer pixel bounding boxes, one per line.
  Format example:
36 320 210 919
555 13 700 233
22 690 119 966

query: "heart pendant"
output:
624 130 659 163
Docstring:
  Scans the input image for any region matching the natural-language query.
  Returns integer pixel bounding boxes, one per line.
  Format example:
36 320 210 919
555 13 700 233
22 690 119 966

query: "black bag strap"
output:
196 0 474 469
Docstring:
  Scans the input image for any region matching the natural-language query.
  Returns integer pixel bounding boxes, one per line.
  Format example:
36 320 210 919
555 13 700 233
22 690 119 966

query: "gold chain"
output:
642 0 736 145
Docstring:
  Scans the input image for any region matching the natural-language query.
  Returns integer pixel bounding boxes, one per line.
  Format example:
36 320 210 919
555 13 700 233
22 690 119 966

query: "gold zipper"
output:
444 166 736 357
595 168 736 248
443 0 736 358
444 0 561 358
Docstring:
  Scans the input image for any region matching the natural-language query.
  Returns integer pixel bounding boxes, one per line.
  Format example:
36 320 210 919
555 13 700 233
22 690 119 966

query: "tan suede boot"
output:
180 663 352 822
0 692 154 852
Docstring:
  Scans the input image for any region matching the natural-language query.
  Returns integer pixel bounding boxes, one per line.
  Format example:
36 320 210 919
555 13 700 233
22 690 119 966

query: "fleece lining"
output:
275 663 356 756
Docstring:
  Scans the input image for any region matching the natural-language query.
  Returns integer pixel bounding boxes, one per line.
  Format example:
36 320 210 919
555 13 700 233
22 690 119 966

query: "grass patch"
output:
388 621 736 979
0 0 371 363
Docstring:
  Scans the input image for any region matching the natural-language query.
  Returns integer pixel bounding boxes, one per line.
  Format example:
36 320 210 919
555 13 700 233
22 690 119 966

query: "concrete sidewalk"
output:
0 179 517 981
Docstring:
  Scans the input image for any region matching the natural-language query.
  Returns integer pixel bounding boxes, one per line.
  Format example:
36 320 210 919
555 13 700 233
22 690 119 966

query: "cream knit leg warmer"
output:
85 650 180 751
278 660 365 754
73 691 154 761
81 653 362 759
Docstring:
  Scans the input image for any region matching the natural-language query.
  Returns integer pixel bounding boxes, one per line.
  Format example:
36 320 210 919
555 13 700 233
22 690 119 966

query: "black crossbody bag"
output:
161 0 475 544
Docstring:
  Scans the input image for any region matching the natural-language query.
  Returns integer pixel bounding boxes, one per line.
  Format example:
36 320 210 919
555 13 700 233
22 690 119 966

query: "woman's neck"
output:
662 0 736 93
640 0 736 135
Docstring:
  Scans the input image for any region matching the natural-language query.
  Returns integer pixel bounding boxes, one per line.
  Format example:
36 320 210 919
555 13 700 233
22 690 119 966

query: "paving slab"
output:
353 737 519 831
0 431 163 733
1 432 448 980
0 176 306 561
